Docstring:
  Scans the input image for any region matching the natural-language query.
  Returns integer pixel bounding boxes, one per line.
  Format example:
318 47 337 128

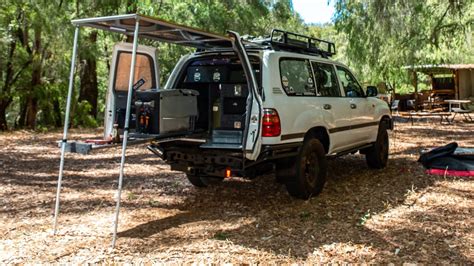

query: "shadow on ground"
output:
1 124 472 263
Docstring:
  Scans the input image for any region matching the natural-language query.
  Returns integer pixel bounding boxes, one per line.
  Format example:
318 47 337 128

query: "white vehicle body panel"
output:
260 51 391 155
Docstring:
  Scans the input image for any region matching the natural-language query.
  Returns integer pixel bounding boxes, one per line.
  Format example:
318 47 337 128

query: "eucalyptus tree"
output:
333 0 473 88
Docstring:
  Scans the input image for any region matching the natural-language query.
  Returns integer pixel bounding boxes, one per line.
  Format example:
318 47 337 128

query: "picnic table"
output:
445 99 473 122
403 111 453 125
445 99 472 112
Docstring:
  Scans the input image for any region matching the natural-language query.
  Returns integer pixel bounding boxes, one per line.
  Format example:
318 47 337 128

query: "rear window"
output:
279 59 316 96
114 52 155 92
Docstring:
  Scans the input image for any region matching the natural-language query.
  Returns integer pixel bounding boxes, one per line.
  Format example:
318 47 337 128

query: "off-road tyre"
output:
275 157 297 184
365 121 389 169
285 138 327 199
186 174 223 187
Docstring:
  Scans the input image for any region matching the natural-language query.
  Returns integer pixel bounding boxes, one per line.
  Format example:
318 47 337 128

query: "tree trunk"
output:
53 98 62 127
78 31 98 118
25 26 42 129
0 32 17 131
17 98 27 128
0 101 9 131
25 96 38 128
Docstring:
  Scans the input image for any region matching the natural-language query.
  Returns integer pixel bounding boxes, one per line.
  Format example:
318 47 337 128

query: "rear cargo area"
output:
111 54 260 150
172 55 261 149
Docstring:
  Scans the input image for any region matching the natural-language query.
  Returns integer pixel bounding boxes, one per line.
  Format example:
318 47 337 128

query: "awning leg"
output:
53 26 80 235
111 19 140 248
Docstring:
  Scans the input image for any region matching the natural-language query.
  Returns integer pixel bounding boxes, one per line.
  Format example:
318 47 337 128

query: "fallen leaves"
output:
0 121 473 263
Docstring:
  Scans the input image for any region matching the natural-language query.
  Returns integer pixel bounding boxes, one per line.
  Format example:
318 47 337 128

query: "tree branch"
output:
430 3 452 47
157 0 163 14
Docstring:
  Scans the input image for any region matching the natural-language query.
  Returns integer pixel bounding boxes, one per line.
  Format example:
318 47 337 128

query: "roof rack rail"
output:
253 29 336 58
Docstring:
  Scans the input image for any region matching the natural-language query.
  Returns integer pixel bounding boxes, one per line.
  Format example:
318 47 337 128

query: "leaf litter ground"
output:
0 118 473 263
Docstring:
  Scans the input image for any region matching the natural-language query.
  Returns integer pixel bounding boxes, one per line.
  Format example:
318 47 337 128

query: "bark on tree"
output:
53 98 62 127
78 31 98 117
24 26 42 129
0 22 26 131
0 102 9 131
18 99 26 128
0 39 15 130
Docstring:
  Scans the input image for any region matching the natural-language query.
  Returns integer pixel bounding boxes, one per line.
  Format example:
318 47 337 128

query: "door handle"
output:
350 103 357 109
323 104 332 110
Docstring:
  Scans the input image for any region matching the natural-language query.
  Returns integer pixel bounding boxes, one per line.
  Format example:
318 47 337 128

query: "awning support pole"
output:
53 26 80 235
111 19 140 248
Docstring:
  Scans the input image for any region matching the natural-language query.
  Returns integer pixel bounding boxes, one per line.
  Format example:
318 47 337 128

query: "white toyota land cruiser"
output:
104 29 392 199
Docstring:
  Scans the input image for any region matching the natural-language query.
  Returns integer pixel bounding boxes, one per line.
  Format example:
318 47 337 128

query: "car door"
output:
228 31 263 161
311 61 355 152
104 43 159 138
335 65 376 145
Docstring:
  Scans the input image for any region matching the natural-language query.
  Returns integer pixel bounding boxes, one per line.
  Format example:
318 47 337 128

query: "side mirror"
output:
366 86 378 97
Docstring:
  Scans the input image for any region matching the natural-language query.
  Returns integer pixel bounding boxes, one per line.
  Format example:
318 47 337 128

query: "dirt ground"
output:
0 118 473 263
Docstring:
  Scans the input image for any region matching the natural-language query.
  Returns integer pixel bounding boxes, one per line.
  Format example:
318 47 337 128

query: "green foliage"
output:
333 0 474 89
212 231 230 241
73 100 98 128
1 0 473 130
359 209 372 226
0 0 309 130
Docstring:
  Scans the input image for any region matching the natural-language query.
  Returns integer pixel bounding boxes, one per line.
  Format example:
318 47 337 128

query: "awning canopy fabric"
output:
72 14 233 49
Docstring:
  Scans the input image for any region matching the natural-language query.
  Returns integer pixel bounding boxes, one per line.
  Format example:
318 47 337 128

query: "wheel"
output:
284 138 327 199
186 174 223 187
365 122 389 169
275 157 297 184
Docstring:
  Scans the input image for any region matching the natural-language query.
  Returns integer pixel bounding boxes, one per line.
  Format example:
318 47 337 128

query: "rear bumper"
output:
153 141 302 177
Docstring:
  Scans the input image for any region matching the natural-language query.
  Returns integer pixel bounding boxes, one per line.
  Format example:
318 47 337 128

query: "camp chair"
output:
391 99 400 115
407 99 416 110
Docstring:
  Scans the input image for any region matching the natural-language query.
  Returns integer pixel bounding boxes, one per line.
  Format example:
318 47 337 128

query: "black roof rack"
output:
252 29 336 58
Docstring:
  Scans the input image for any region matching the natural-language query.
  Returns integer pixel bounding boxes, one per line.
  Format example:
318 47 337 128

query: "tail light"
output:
262 108 281 137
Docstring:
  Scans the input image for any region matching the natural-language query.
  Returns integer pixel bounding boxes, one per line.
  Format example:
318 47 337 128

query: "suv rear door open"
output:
228 31 263 161
104 43 159 138
105 43 200 139
97 15 262 159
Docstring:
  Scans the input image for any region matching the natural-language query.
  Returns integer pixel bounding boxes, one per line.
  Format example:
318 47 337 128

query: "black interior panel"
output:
114 91 136 129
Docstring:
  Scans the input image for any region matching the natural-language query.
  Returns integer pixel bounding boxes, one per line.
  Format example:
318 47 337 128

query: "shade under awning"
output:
71 14 233 49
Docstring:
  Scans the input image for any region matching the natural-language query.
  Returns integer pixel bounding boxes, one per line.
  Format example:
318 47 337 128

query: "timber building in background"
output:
401 64 474 111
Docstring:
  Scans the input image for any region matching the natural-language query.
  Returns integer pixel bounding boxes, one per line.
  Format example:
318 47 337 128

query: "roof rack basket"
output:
261 29 336 58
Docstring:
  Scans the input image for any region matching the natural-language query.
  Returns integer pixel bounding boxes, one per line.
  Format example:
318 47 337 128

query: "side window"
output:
279 59 316 96
311 62 341 97
336 66 364 97
115 52 155 92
